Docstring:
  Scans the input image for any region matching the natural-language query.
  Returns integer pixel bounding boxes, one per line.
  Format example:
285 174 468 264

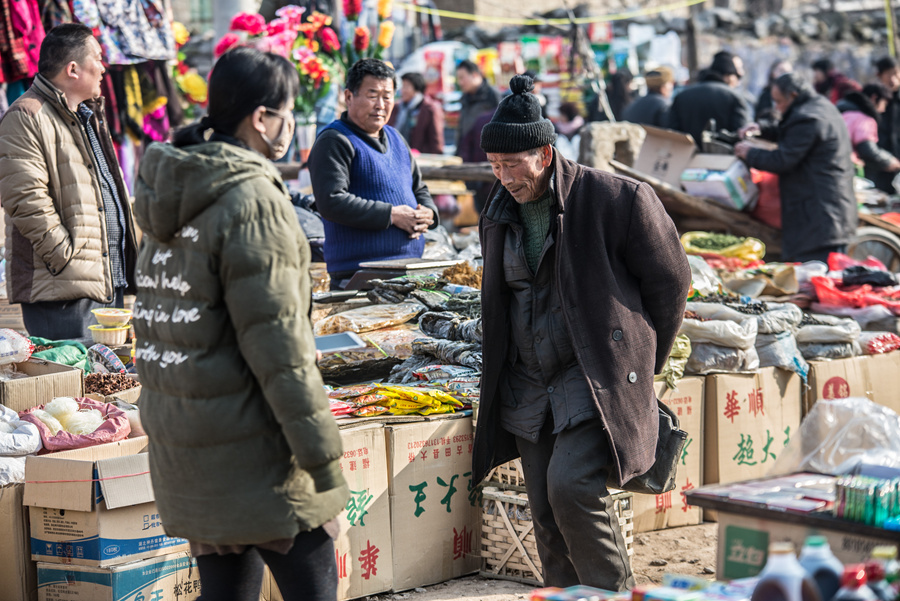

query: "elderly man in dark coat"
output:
735 73 857 263
473 74 692 591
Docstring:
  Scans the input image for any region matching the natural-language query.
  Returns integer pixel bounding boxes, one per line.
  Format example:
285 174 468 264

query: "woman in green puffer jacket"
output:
132 48 348 601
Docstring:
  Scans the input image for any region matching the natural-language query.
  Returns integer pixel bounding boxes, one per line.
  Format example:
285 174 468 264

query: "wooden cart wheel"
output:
848 226 900 272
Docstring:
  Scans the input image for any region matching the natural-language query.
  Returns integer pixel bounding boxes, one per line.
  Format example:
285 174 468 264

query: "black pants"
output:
21 287 125 342
515 417 635 591
196 528 337 601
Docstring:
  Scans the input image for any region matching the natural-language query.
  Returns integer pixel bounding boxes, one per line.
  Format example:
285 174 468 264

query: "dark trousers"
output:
20 287 125 342
196 527 337 601
515 417 635 591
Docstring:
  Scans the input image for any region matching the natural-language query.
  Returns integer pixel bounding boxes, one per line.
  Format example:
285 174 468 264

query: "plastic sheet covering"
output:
681 303 758 350
809 303 894 329
771 397 900 476
313 301 425 335
686 342 759 375
755 303 803 335
112 400 145 438
756 332 809 379
687 255 722 298
799 341 862 361
19 398 131 452
0 456 25 486
796 314 861 344
0 329 33 366
0 405 41 456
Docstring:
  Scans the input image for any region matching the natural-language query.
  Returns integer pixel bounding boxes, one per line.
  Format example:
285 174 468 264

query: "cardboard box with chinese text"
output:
704 368 802 488
0 483 37 601
860 353 900 415
24 437 190 567
36 552 199 601
0 359 84 413
632 377 705 533
716 511 898 580
261 423 393 601
386 416 481 591
805 356 871 415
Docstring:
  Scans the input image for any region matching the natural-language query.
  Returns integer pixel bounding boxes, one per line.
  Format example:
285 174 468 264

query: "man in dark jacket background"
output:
456 59 500 213
875 56 900 192
667 52 750 147
622 66 674 127
736 73 857 263
475 74 691 592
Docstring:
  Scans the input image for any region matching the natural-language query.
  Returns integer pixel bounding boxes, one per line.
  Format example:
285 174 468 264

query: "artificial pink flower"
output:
230 12 265 36
214 32 241 58
275 5 307 28
266 17 290 36
344 0 363 20
292 45 315 63
257 31 298 58
320 27 340 53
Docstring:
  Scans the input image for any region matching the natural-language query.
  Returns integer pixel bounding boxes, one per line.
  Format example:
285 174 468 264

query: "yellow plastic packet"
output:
680 232 765 261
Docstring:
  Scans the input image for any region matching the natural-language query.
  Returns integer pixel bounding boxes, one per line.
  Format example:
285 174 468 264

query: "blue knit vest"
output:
321 121 423 272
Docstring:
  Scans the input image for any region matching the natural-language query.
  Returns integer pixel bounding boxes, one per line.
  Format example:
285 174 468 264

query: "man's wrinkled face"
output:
487 146 553 204
345 75 394 135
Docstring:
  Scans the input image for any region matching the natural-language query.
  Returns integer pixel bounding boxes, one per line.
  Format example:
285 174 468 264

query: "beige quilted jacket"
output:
0 75 137 304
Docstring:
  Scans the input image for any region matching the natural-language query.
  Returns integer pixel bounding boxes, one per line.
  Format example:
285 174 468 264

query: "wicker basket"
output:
480 486 634 585
485 459 527 492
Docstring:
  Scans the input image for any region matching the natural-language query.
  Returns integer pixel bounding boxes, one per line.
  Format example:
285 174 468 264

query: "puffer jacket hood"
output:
135 141 285 242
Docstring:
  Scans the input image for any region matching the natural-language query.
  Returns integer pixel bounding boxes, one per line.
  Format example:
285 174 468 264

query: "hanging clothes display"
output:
0 0 45 83
39 0 73 31
72 0 175 65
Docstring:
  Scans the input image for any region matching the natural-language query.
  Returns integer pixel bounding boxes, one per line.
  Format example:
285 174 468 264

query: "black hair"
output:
774 72 814 99
876 56 899 75
864 82 892 102
812 58 834 74
38 23 95 78
173 47 299 147
346 58 395 95
401 72 426 94
456 59 481 76
558 101 581 121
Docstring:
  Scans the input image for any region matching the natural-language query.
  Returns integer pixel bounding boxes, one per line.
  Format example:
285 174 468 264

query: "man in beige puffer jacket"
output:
0 24 137 340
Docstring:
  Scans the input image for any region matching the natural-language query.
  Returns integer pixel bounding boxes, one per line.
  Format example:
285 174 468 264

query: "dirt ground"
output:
366 523 719 600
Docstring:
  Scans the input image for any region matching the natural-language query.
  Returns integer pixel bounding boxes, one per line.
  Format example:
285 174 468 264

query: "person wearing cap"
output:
621 66 675 127
472 74 691 591
667 52 750 148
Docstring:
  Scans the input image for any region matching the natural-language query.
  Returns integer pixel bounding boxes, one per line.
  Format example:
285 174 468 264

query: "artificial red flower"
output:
308 11 333 30
353 26 370 53
177 61 189 75
214 33 241 58
344 0 363 20
229 12 265 36
320 27 340 53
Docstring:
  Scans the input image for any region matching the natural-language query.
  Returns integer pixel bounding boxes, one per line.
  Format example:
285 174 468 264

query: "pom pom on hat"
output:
480 74 556 154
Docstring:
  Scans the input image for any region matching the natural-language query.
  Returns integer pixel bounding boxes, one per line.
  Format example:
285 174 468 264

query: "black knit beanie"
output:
480 74 557 154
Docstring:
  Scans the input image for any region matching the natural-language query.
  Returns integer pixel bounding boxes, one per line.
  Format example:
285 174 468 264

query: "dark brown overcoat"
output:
473 152 692 487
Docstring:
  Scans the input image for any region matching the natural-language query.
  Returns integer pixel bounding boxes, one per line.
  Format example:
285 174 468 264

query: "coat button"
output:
87 164 93 169
613 329 623 341
547 386 554 393
102 252 108 257
628 372 637 383
99 205 104 212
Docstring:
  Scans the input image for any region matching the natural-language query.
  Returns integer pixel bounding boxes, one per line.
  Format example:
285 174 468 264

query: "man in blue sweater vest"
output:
309 59 439 288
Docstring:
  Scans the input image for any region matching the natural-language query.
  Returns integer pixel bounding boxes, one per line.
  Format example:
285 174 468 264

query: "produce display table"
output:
685 484 900 580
